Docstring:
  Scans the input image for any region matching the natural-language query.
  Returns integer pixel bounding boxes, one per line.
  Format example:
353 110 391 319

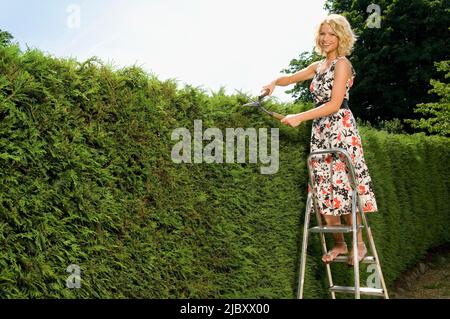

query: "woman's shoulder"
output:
334 56 351 67
334 57 355 75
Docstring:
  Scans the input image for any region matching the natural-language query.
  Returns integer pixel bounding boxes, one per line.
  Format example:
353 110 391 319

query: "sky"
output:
0 0 328 102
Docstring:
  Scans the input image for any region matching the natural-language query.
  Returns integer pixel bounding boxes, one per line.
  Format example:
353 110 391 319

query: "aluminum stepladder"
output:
297 148 389 299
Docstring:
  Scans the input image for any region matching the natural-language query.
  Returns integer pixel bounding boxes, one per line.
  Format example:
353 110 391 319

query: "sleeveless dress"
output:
307 57 378 216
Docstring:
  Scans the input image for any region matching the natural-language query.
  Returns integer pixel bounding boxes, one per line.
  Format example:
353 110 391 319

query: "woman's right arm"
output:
262 61 320 95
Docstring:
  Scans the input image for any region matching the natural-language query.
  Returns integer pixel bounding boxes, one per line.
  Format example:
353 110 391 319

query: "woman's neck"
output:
326 52 339 62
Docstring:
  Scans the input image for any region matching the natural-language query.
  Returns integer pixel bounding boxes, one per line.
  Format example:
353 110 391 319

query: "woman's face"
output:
319 23 339 54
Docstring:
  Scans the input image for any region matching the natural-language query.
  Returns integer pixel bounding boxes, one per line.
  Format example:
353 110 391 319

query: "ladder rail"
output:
359 199 389 299
297 193 311 299
314 207 336 299
352 191 360 298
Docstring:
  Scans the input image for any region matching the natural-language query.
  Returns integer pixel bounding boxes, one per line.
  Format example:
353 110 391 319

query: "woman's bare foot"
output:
322 242 348 263
347 242 367 266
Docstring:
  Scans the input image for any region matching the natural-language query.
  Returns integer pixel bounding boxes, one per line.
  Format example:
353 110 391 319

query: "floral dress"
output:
307 57 378 216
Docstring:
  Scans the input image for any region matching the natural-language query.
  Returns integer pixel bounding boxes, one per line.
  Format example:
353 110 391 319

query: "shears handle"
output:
268 111 285 120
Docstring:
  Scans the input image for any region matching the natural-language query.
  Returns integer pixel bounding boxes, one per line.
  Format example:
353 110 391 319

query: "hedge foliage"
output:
0 43 449 298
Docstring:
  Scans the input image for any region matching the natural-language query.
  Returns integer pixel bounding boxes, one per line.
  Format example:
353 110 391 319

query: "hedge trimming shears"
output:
242 88 285 120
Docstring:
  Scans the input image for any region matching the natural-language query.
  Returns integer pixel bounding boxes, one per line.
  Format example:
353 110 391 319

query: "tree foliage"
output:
0 29 13 47
404 60 450 136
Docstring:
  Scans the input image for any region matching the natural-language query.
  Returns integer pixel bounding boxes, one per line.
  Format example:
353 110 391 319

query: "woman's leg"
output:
342 213 367 265
322 215 348 263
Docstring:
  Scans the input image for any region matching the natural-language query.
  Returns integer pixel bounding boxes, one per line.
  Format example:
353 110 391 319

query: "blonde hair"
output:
314 14 358 57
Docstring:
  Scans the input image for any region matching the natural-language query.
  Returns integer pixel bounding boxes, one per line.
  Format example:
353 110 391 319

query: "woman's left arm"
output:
281 59 352 127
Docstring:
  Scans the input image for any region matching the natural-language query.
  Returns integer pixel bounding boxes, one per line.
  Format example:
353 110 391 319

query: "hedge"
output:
0 43 448 298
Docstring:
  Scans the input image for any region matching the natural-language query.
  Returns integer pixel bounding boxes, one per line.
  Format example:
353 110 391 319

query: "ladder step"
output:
333 255 376 264
309 225 364 233
329 285 384 296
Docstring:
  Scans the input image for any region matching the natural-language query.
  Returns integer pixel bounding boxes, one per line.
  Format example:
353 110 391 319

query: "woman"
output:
262 14 378 266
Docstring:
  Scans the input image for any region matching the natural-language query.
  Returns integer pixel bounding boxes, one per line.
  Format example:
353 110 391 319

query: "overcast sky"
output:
1 0 328 102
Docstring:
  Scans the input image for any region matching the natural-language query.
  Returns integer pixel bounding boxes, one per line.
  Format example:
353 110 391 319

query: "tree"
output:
0 29 13 47
404 60 450 136
284 0 450 129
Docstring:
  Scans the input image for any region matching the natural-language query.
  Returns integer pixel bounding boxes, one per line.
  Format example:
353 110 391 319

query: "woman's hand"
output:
281 113 305 127
261 81 276 96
